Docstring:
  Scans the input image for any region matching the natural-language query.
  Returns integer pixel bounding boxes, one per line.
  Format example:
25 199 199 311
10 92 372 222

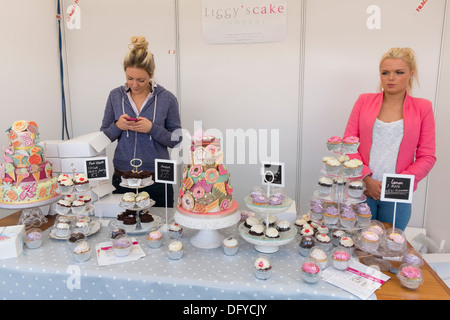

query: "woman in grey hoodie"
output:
101 36 182 207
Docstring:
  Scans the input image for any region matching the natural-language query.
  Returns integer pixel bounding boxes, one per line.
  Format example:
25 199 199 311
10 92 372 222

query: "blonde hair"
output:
377 47 419 92
123 36 155 76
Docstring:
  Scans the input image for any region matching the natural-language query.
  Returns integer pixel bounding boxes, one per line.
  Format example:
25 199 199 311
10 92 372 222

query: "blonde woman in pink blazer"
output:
344 48 436 230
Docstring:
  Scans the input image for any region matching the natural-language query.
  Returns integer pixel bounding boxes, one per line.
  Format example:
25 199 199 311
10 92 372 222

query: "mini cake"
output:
323 205 339 225
74 173 89 192
121 192 136 209
56 199 72 214
71 200 86 214
110 227 126 239
397 264 423 289
222 236 239 256
68 230 86 243
276 220 291 232
55 222 71 238
310 199 324 220
317 176 333 195
146 230 163 249
324 158 342 175
342 136 360 154
356 203 372 226
299 235 315 257
309 247 328 269
244 217 260 228
332 249 351 270
316 233 332 251
301 260 321 283
339 203 356 228
265 227 280 239
254 257 272 280
249 224 264 237
136 191 150 208
73 239 91 262
326 136 342 152
348 180 364 198
25 228 42 249
113 235 133 257
167 240 183 260
386 229 406 252
360 230 380 251
168 222 183 238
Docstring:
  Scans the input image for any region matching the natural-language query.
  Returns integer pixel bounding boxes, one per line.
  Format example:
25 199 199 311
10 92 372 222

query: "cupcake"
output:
222 236 239 256
254 257 272 280
121 192 136 209
78 195 91 205
323 205 339 225
301 226 314 237
139 212 154 229
301 260 321 283
348 180 365 198
310 199 324 220
268 195 284 206
331 229 346 247
168 222 183 239
276 220 291 232
333 177 347 196
337 154 350 163
74 173 89 192
252 194 268 206
317 176 333 195
244 217 260 229
324 158 342 175
111 227 126 239
72 239 91 262
353 159 363 175
262 215 276 227
342 160 359 176
265 227 280 239
326 136 342 152
402 248 424 266
122 170 142 187
136 191 150 208
56 199 72 215
342 136 360 154
58 177 74 193
331 248 351 270
64 194 76 203
294 218 309 232
397 264 423 289
386 228 407 252
249 224 264 237
141 170 153 186
113 235 133 257
316 225 329 235
367 221 386 237
167 240 184 260
25 228 42 249
74 219 90 235
122 213 137 233
299 235 315 257
356 203 372 226
309 247 328 269
338 236 355 255
55 222 71 238
316 233 332 252
146 230 163 249
71 200 86 214
339 203 356 228
68 230 86 243
360 230 380 251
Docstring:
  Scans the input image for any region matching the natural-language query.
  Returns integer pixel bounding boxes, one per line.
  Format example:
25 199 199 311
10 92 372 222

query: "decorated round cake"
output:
177 133 233 214
0 120 58 205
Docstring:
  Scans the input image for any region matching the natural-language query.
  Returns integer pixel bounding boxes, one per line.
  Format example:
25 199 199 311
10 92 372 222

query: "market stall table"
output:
0 210 449 300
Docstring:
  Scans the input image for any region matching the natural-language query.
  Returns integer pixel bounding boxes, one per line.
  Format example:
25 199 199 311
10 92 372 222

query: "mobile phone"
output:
126 117 138 121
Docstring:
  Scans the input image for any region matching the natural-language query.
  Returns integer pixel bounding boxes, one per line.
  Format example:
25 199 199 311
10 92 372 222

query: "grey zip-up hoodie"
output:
100 84 182 173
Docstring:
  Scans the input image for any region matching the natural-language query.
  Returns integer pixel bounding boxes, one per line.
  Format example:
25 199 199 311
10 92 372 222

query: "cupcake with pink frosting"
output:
360 230 380 251
301 259 321 283
386 228 407 252
342 136 360 154
397 264 423 289
326 136 342 152
146 230 163 248
331 248 351 270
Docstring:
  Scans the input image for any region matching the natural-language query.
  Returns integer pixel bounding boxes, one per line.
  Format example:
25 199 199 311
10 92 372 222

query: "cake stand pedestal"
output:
174 200 240 249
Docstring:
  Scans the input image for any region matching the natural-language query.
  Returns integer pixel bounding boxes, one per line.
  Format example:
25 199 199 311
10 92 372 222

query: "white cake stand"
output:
174 200 240 249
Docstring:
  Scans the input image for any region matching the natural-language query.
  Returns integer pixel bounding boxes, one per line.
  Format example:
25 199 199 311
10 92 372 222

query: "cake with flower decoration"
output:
177 131 235 214
0 120 58 205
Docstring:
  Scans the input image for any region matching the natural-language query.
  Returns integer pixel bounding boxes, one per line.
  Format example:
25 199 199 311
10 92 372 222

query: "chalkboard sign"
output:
381 174 415 203
261 162 285 187
84 157 109 181
155 159 177 185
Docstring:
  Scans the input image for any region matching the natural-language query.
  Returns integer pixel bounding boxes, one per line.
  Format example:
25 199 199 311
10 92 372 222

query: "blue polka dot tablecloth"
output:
0 209 373 300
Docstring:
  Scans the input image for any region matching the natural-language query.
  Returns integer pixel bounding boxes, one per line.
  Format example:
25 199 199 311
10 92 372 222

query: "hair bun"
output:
129 36 149 51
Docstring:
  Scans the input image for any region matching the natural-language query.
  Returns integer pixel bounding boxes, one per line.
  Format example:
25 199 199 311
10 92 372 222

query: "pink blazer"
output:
344 92 436 191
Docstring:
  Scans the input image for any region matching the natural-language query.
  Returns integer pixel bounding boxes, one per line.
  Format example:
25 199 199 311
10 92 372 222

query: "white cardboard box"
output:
0 225 25 260
47 157 62 173
58 132 110 158
39 140 64 158
94 193 123 218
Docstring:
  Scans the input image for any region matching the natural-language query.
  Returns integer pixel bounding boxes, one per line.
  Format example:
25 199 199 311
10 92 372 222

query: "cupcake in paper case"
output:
348 180 365 198
331 248 351 270
317 176 333 195
326 136 342 152
74 173 89 192
110 227 126 240
121 192 136 209
254 257 272 280
146 230 163 249
299 235 315 257
58 177 74 193
338 236 355 255
310 199 324 220
222 236 239 256
71 200 86 214
74 219 90 235
309 247 328 270
56 199 72 214
301 259 321 283
167 240 184 260
55 222 71 238
168 222 183 239
356 203 372 226
331 229 346 247
342 136 360 154
339 203 356 229
342 160 359 176
68 230 86 244
122 170 142 187
360 230 380 252
323 205 339 225
249 224 264 237
276 220 291 233
316 233 332 252
136 191 150 208
265 227 280 239
72 239 91 263
25 228 42 249
262 214 276 228
402 248 424 267
367 220 386 237
244 217 260 228
324 158 342 175
122 214 137 233
268 194 284 206
113 235 133 257
397 264 423 289
386 228 407 252
139 212 154 229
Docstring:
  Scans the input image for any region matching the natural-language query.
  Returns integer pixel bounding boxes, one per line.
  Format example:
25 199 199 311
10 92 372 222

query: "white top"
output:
369 118 404 181
126 79 157 116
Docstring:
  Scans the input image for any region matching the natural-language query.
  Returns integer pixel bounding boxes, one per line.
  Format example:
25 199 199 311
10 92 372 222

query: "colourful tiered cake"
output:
177 133 233 214
0 120 58 205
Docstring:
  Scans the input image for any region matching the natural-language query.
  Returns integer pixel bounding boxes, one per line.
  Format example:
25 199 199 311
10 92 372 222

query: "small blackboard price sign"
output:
155 159 177 185
381 174 415 203
84 157 109 181
261 162 285 187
